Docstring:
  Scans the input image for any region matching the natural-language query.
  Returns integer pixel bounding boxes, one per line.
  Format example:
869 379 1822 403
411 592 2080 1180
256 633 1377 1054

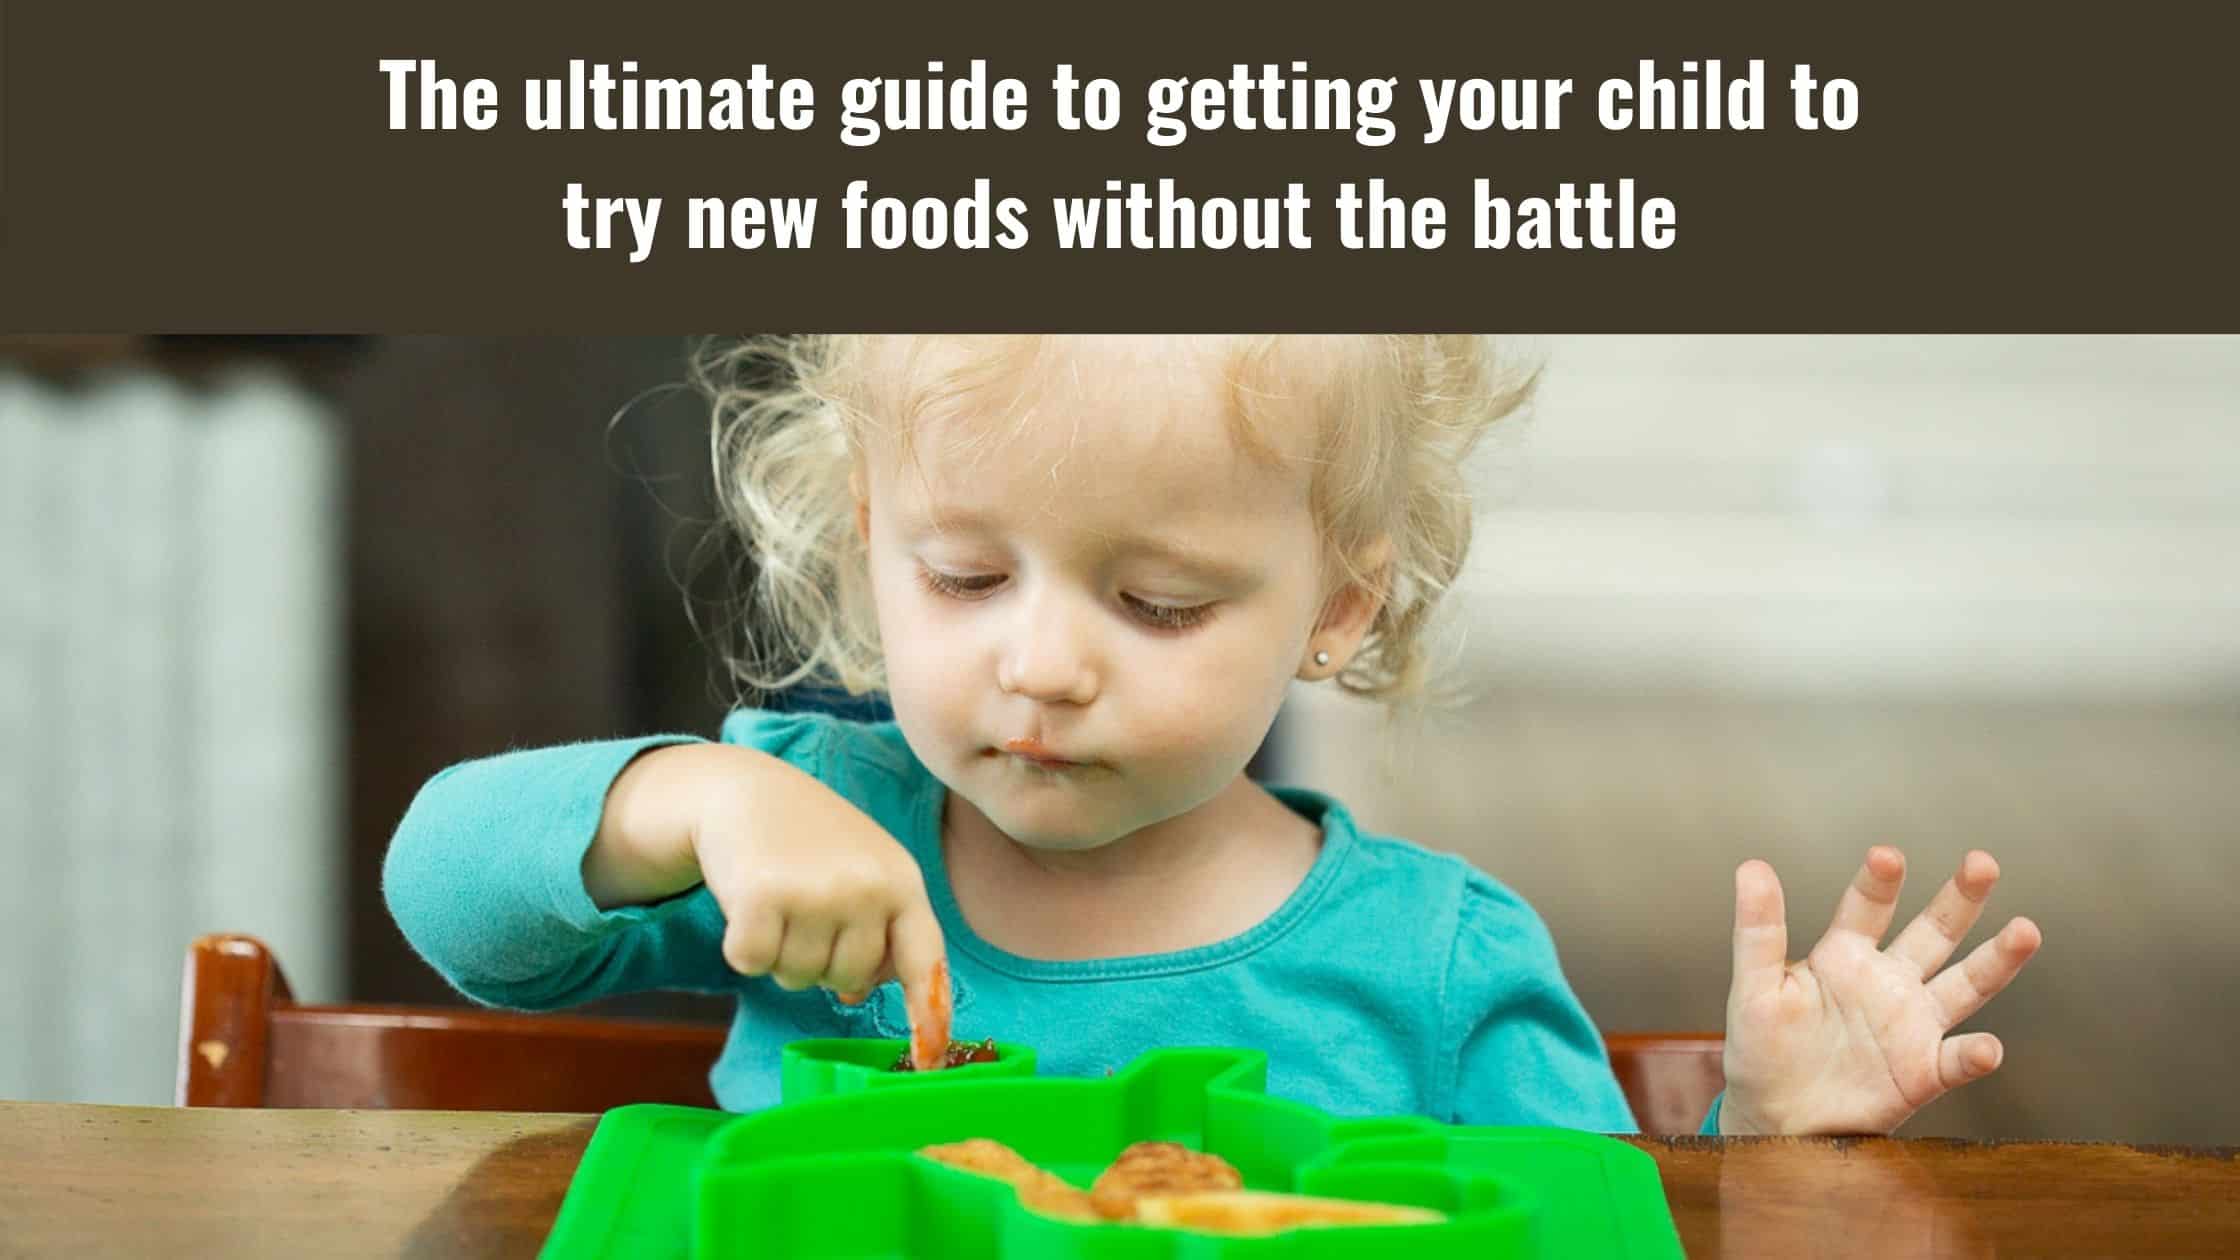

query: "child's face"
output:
858 337 1330 852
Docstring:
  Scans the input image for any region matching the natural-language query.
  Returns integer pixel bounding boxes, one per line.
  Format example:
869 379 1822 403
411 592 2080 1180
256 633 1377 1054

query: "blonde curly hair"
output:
691 335 1535 705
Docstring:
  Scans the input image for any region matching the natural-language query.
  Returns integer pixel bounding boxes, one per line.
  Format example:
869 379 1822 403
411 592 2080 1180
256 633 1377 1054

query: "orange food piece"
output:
918 1139 1096 1222
908 959 953 1072
1134 1190 1445 1234
1087 1141 1244 1221
919 1137 1443 1236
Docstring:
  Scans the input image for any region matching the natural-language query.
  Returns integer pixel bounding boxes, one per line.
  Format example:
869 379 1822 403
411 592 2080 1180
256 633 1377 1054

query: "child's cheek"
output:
1126 651 1268 773
892 649 971 735
872 565 975 709
874 627 965 757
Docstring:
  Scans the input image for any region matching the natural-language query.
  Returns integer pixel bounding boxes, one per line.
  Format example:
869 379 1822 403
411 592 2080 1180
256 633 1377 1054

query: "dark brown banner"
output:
3 3 2235 331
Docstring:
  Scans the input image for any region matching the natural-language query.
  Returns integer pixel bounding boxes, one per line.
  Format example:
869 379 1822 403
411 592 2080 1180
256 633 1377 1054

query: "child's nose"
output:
995 595 1100 705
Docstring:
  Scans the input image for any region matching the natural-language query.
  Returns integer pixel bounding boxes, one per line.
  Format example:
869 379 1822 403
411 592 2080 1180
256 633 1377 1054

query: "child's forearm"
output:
385 736 732 1004
584 742 762 908
581 750 693 909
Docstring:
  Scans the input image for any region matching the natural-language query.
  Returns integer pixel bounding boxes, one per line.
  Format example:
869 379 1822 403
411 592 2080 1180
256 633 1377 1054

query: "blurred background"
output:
2 335 2233 1144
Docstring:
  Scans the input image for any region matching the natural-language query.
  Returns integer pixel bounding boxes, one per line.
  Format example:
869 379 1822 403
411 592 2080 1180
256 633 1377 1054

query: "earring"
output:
1313 650 1331 667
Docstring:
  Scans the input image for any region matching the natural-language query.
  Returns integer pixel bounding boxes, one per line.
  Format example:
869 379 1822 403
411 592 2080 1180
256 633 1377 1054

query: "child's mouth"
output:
1001 737 1084 770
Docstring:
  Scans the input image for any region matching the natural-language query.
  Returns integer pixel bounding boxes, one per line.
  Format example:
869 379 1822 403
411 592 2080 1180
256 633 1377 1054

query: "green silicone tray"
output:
541 1041 1682 1258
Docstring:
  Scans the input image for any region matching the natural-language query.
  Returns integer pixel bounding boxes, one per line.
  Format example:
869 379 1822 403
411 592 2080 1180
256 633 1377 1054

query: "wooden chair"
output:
179 935 1725 1131
1603 1032 1727 1136
177 934 723 1111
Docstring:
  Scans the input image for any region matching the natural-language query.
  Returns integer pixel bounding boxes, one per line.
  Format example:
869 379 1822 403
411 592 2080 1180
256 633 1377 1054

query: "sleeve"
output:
1443 874 1640 1134
382 711 840 1011
1699 1091 1725 1135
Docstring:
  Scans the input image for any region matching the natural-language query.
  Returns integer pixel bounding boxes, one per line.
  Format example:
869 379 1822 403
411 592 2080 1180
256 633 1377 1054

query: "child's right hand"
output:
591 743 953 1066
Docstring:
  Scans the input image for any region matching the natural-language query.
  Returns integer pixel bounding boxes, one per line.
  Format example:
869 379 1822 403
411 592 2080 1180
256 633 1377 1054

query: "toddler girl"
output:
385 334 2040 1133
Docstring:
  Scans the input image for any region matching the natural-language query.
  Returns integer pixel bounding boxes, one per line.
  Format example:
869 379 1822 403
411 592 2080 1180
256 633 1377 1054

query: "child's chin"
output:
975 802 1120 853
991 818 1117 853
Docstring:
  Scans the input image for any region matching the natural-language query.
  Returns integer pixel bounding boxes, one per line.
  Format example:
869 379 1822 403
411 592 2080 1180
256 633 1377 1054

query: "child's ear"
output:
1301 536 1393 680
850 466 871 544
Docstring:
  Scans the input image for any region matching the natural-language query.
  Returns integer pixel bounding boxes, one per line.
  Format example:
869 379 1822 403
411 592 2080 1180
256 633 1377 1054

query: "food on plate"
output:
1088 1141 1245 1220
918 1139 1096 1221
1133 1190 1445 1234
916 1138 1443 1235
889 1036 1000 1072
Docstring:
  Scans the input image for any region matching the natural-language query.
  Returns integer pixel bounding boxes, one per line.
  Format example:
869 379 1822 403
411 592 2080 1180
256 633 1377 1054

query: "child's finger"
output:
721 899 784 978
1937 1032 2005 1090
824 920 889 1000
1926 916 2043 1029
770 919 838 992
1730 860 1790 998
1886 851 1999 979
853 958 901 998
889 905 952 1070
1824 846 1907 945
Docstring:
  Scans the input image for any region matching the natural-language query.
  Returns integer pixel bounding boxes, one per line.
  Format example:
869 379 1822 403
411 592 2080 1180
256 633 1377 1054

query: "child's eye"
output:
1123 595 1216 632
919 568 1005 600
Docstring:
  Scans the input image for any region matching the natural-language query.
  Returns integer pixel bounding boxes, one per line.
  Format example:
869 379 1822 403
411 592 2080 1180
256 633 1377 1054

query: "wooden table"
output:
4 1102 2236 1258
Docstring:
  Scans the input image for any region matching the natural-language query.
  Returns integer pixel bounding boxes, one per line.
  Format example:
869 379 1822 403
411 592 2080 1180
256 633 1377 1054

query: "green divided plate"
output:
541 1041 1682 1259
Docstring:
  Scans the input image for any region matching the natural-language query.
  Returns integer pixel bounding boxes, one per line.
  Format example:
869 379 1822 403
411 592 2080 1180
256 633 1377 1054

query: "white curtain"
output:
0 366 342 1105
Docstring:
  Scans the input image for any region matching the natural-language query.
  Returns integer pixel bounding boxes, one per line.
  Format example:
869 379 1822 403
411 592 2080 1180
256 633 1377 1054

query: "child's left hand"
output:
1718 847 2043 1136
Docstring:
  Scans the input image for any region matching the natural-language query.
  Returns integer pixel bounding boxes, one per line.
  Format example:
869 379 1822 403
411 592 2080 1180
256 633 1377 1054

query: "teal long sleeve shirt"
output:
384 708 1657 1133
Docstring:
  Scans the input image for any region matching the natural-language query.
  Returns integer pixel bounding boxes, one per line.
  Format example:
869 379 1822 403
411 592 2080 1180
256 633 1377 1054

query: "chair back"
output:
180 934 1724 1129
177 934 722 1110
1605 1032 1727 1136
